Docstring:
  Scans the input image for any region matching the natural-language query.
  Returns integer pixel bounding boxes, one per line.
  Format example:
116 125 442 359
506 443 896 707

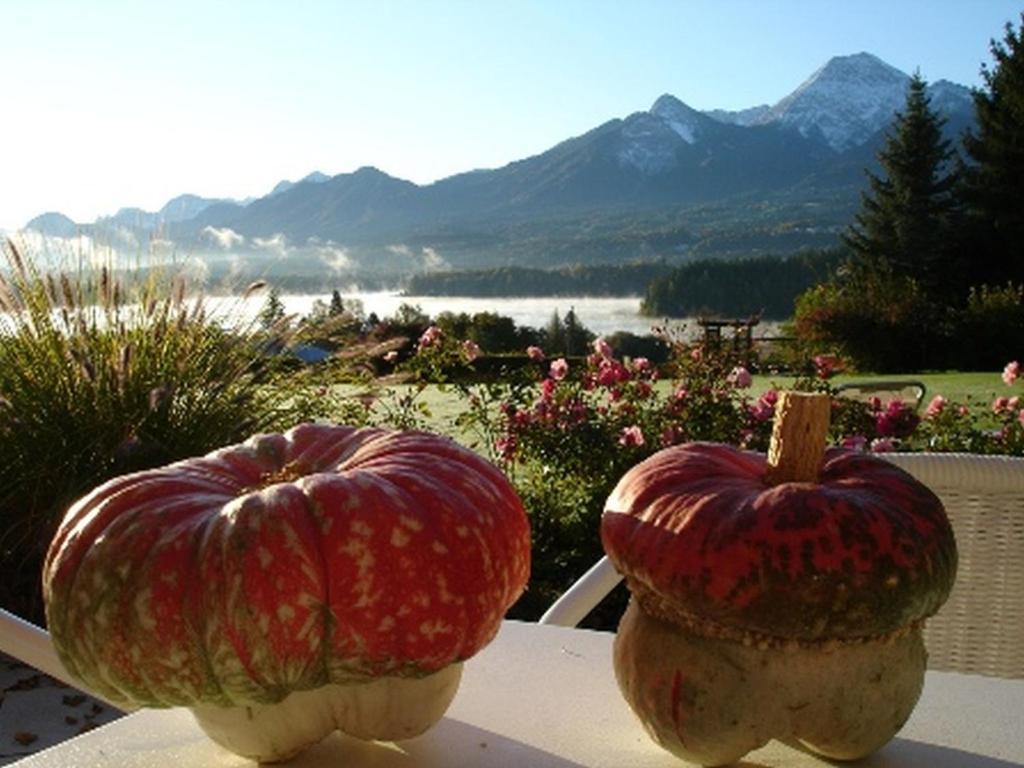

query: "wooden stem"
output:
765 391 831 484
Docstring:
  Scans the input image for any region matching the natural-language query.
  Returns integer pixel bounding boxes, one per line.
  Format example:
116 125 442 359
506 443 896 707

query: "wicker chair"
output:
540 452 1024 680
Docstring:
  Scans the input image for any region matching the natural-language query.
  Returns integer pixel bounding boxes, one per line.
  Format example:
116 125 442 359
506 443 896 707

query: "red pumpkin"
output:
601 393 957 765
44 423 530 760
602 443 957 641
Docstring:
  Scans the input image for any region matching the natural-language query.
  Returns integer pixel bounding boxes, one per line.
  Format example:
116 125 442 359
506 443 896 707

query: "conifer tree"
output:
563 308 589 356
843 73 960 299
544 309 566 354
258 288 286 330
329 289 345 316
960 14 1024 286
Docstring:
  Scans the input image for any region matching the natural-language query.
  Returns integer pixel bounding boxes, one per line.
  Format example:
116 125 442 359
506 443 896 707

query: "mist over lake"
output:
330 293 656 337
216 292 681 338
205 291 790 340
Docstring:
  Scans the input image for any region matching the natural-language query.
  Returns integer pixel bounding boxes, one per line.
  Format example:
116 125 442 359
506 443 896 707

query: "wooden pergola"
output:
696 314 761 355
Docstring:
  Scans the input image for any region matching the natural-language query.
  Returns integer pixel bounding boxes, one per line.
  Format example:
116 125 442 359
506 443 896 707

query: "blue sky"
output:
2 0 1020 230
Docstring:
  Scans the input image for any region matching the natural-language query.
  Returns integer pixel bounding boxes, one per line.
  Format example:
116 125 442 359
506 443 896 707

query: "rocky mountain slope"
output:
22 53 975 279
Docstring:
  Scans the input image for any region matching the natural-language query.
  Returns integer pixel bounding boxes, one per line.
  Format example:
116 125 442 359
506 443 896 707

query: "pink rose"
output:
727 366 753 389
1003 360 1020 386
461 339 481 362
925 395 947 419
527 345 545 362
593 337 613 359
418 325 442 349
813 353 843 380
619 425 645 447
549 358 569 381
540 378 557 401
494 436 517 461
993 396 1011 414
597 360 627 387
750 400 774 422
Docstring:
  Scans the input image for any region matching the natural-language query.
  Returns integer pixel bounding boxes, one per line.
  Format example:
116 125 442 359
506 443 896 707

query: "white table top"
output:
12 620 1024 767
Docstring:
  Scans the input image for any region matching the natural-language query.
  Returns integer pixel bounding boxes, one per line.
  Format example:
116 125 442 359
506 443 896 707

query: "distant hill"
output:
24 211 79 238
21 54 975 282
269 170 331 197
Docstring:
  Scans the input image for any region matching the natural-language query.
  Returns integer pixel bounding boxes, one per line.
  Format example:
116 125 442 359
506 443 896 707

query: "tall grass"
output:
0 239 324 622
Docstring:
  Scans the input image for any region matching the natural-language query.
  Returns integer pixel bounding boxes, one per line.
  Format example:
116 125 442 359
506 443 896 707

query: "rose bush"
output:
386 327 1022 626
395 331 780 623
795 353 1024 456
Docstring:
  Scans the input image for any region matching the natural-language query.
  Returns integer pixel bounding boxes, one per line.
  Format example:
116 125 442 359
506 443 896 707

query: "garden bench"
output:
835 379 927 409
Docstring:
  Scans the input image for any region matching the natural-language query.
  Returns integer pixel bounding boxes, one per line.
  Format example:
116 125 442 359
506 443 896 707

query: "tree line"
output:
641 250 843 319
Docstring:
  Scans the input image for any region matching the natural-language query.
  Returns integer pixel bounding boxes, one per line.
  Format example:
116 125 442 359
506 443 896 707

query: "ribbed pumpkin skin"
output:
43 424 530 709
602 443 957 640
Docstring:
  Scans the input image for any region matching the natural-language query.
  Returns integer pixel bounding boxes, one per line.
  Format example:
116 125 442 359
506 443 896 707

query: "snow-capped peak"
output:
928 79 973 113
650 94 703 144
757 52 911 151
704 104 771 127
614 95 710 174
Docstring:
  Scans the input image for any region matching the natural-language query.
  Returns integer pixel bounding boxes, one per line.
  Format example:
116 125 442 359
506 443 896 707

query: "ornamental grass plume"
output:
0 238 327 623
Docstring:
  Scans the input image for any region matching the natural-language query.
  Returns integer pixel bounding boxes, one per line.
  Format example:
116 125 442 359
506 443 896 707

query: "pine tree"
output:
329 289 345 316
960 13 1024 286
843 73 960 298
544 310 566 354
562 307 590 356
258 288 286 330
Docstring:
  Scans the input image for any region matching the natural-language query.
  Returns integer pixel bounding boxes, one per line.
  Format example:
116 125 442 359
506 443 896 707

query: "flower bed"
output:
391 327 1024 625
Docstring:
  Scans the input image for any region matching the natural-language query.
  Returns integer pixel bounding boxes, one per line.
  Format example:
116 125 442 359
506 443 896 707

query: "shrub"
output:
955 283 1024 370
0 240 334 622
396 330 1024 627
792 268 950 372
402 331 774 625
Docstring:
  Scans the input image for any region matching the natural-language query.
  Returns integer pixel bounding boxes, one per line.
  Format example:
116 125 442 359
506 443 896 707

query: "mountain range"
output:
23 53 975 285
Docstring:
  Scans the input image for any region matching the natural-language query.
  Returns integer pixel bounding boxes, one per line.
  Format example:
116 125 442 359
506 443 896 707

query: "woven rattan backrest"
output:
885 453 1024 679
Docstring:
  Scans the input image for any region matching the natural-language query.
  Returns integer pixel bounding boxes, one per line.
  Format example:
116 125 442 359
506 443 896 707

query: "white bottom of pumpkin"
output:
613 599 926 767
189 663 463 762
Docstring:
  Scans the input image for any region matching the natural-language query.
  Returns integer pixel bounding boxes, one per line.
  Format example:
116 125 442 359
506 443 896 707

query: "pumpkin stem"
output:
765 391 831 484
248 461 308 492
